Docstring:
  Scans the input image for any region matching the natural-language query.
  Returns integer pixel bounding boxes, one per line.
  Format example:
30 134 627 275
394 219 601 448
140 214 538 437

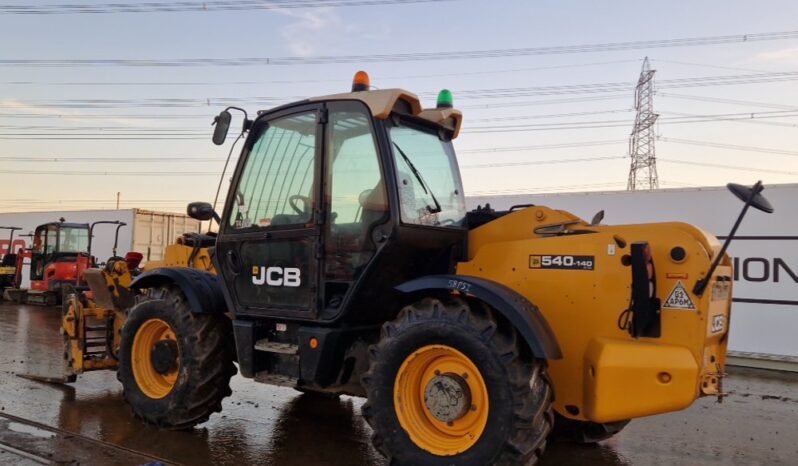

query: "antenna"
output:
627 57 659 191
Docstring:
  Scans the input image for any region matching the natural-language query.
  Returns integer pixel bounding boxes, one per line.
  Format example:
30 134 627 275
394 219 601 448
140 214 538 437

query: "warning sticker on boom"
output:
663 281 696 310
529 255 595 271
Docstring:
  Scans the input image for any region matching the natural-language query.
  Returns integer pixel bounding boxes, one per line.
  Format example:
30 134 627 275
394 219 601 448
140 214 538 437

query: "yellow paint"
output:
131 318 179 399
393 345 489 456
582 338 698 422
144 243 215 273
457 206 732 423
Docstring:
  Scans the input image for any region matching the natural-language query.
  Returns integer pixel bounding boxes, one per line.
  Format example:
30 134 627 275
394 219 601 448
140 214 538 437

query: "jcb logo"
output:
252 266 301 287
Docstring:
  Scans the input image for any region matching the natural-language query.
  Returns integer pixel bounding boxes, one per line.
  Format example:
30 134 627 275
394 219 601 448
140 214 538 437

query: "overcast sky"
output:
1 0 797 213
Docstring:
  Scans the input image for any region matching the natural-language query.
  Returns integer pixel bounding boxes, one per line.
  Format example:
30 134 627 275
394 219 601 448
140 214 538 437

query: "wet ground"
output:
0 302 796 465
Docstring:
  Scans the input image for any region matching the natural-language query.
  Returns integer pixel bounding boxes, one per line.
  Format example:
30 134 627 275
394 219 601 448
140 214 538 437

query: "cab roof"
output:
36 222 89 230
308 88 463 139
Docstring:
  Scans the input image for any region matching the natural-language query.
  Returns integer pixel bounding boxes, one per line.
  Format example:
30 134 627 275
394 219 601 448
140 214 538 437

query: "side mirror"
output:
727 182 774 214
212 110 232 146
187 202 221 223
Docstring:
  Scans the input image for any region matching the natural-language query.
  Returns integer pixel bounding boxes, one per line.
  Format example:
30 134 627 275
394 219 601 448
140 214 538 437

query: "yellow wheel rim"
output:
131 318 179 399
394 344 489 456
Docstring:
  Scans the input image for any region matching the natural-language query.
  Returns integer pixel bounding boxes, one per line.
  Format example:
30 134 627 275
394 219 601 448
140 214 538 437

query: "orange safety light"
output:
351 70 370 92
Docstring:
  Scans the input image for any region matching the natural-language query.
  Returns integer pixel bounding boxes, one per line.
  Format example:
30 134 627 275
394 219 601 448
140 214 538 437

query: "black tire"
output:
549 413 629 444
362 297 553 466
117 286 236 429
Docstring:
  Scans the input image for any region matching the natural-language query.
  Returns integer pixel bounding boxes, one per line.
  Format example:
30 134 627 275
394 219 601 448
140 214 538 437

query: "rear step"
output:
253 373 298 388
254 339 298 355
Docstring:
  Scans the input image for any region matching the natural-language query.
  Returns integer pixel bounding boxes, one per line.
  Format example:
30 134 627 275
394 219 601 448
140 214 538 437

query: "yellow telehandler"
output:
52 72 774 465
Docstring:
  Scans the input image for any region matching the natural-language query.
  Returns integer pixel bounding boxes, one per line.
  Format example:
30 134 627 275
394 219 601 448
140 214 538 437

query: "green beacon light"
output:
436 89 453 109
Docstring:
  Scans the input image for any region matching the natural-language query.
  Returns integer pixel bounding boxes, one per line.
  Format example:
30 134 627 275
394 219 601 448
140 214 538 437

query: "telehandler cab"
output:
112 72 771 465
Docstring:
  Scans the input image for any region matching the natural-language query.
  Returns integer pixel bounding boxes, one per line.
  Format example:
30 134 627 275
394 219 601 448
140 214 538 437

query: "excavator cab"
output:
26 221 92 305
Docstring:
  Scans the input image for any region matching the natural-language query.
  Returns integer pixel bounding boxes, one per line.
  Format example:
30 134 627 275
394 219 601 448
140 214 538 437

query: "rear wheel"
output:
362 297 553 466
117 286 236 429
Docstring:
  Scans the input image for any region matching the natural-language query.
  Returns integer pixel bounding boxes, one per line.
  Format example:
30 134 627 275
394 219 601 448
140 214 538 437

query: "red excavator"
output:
7 219 125 306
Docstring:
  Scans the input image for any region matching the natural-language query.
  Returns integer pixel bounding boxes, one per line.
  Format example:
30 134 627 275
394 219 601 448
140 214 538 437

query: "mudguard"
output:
130 267 227 315
396 274 562 360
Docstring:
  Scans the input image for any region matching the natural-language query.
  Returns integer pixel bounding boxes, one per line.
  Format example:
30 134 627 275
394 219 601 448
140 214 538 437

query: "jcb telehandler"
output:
104 73 773 465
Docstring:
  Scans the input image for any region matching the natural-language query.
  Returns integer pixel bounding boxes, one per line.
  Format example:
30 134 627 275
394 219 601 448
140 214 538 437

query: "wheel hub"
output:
423 373 471 423
131 318 179 399
151 340 178 375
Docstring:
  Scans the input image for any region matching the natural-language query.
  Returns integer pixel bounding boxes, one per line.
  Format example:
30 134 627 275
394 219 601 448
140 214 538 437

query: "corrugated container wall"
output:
131 209 202 262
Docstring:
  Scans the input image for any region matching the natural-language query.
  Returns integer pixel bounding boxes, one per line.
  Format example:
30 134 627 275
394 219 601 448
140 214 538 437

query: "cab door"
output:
216 105 323 319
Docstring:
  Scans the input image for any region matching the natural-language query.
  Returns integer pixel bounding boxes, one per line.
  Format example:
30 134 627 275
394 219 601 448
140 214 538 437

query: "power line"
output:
0 155 623 174
0 95 634 118
0 155 225 162
8 70 798 112
659 158 798 176
659 110 798 128
0 110 633 132
0 59 643 86
650 59 765 73
467 109 632 123
460 156 625 169
4 108 798 138
2 30 798 67
659 137 798 157
0 169 218 176
658 92 798 110
459 139 626 154
465 109 798 133
0 0 451 14
468 182 628 196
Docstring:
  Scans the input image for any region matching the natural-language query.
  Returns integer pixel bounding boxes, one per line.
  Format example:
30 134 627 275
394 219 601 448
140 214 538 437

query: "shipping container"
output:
467 183 798 370
0 208 201 288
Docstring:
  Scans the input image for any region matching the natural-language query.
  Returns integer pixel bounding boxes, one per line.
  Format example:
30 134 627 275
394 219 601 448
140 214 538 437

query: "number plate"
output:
529 255 595 271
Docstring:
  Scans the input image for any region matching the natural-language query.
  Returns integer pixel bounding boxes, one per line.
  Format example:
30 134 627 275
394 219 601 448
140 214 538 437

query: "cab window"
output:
228 112 318 229
324 106 387 282
389 125 466 228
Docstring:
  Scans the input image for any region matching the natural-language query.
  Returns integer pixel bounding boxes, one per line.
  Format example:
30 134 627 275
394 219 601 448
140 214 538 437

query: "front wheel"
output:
362 297 553 466
117 286 236 429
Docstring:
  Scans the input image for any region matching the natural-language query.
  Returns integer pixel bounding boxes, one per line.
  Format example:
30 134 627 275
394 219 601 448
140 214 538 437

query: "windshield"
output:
58 227 89 253
390 125 466 228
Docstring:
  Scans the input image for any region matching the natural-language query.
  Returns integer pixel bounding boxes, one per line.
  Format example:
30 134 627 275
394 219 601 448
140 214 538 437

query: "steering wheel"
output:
288 195 311 215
